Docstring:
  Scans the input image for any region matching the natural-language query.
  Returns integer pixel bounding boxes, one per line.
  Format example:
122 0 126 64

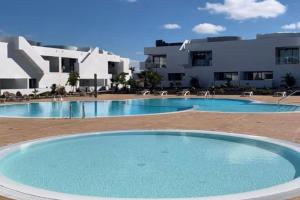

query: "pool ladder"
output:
277 90 300 104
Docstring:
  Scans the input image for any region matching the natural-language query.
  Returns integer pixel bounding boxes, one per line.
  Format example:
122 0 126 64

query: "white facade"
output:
0 36 131 94
144 33 300 88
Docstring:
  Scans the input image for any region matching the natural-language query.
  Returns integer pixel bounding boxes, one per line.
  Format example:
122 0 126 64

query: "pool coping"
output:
0 129 300 200
0 97 299 119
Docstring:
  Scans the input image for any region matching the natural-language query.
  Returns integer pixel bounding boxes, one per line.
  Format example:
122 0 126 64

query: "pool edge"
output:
1 129 300 200
0 98 300 119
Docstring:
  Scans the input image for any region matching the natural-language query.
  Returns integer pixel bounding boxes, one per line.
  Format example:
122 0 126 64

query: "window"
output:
243 72 273 80
152 55 167 68
214 72 239 81
108 62 118 74
168 73 185 81
42 56 59 72
62 58 77 73
276 47 299 64
79 79 106 87
29 79 37 88
191 51 212 66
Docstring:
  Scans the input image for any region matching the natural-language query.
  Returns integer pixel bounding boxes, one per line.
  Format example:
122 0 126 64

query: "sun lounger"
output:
273 91 287 97
154 90 168 96
177 89 190 96
241 91 254 97
197 90 210 97
137 90 151 96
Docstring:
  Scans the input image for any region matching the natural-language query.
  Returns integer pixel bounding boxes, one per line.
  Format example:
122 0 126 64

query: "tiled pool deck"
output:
0 94 300 200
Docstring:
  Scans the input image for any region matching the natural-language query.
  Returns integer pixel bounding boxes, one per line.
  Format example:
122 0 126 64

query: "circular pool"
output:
0 98 299 118
0 130 300 200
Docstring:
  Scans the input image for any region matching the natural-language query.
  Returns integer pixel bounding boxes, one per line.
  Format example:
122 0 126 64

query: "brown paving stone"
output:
0 95 300 200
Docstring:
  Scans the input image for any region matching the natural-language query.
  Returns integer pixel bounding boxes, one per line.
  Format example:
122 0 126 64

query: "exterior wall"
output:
0 42 30 79
0 36 130 94
144 34 300 88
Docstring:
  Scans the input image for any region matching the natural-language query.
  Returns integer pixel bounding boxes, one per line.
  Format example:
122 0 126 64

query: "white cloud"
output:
192 23 226 34
163 24 182 30
282 22 300 30
200 0 286 21
126 0 138 3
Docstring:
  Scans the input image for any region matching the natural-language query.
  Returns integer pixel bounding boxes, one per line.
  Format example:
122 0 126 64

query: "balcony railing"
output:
145 62 167 69
276 57 300 64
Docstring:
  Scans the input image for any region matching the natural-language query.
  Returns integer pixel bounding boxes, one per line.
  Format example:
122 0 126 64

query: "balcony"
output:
276 57 300 65
145 56 167 69
145 62 167 69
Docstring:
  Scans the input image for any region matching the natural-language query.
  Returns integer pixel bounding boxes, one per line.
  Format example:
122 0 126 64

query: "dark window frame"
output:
168 73 185 81
214 72 239 81
191 51 212 67
152 55 167 68
29 79 37 89
42 56 60 73
243 71 273 81
62 58 77 73
276 47 300 65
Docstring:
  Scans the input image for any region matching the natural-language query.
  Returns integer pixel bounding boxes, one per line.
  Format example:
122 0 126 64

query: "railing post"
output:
69 103 72 119
82 102 86 119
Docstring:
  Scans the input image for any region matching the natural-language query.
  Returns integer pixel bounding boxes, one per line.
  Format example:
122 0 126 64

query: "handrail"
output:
81 50 92 63
278 90 300 104
179 40 191 51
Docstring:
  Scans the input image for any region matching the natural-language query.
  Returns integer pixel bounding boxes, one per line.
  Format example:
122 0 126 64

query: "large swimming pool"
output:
0 98 299 118
0 130 300 199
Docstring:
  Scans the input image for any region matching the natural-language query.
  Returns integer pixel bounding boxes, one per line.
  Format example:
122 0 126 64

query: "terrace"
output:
0 94 300 200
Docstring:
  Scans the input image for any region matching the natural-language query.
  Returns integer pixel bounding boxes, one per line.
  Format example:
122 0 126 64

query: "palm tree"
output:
139 71 162 90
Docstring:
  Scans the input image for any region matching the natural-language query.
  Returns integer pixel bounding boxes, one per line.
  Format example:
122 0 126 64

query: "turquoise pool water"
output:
0 98 299 118
0 131 300 198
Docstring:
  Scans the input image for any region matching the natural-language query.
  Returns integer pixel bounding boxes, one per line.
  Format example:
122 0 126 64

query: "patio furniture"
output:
241 91 254 97
137 90 151 96
197 90 210 97
274 91 287 97
154 90 168 96
177 89 190 96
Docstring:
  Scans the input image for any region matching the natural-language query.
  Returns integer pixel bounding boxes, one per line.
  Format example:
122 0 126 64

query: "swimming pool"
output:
0 98 299 118
0 130 300 200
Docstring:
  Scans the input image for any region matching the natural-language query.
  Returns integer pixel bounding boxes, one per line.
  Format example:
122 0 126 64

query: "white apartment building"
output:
0 36 131 94
144 33 300 89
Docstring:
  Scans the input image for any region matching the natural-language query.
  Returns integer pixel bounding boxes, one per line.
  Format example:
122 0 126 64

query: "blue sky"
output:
0 0 299 61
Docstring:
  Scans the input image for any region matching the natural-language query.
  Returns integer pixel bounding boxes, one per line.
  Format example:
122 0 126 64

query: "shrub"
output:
51 84 57 95
16 91 22 97
57 86 66 96
190 77 200 89
282 73 296 88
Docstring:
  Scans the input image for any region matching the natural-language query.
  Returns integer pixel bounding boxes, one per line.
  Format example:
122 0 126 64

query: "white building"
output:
0 36 131 94
144 33 300 89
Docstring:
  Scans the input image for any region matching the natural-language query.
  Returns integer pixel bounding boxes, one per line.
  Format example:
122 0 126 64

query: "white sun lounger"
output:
137 90 150 96
274 91 287 97
154 90 168 96
197 90 210 97
241 91 254 97
177 90 190 96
